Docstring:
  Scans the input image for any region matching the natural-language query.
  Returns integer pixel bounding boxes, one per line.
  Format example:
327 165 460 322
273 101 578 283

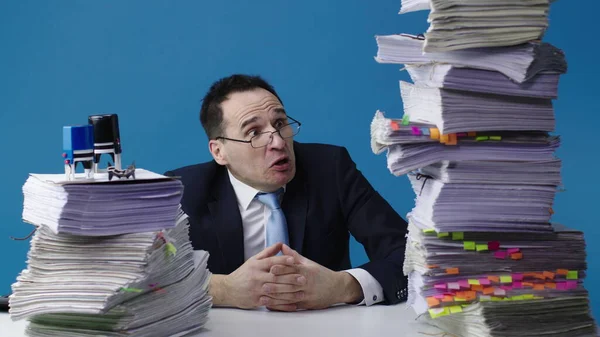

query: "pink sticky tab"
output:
434 283 447 290
512 273 524 281
479 278 491 286
458 280 470 288
488 241 500 251
556 282 567 290
411 126 421 135
447 282 460 290
513 281 523 289
494 288 506 296
501 286 512 291
434 294 445 299
494 251 507 259
507 248 520 254
567 281 578 290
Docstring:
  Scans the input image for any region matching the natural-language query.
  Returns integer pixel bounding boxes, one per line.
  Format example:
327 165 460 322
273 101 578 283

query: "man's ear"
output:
208 139 228 166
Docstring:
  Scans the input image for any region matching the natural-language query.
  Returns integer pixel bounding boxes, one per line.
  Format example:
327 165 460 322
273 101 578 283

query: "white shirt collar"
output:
227 169 286 211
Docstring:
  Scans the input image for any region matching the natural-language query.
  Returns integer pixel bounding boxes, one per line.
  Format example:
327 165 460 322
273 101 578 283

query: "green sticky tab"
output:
121 287 143 293
437 232 449 238
449 306 463 314
468 279 480 286
480 296 491 302
511 295 525 301
463 241 476 250
452 232 464 240
476 244 489 252
165 242 177 256
476 136 489 141
429 307 450 319
402 115 410 126
567 271 578 280
454 297 466 302
491 297 502 302
423 229 435 234
523 294 535 300
489 136 502 141
500 275 513 283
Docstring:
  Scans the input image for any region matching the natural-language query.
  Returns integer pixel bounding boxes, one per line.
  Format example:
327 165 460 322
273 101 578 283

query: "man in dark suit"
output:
166 74 408 311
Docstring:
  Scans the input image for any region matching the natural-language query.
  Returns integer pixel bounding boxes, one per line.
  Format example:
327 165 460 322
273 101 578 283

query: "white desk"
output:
2 303 442 337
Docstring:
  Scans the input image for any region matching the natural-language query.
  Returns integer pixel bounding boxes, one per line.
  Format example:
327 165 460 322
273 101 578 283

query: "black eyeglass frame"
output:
214 116 302 148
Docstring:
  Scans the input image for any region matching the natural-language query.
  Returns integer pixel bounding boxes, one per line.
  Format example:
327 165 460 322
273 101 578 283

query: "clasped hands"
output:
211 243 363 311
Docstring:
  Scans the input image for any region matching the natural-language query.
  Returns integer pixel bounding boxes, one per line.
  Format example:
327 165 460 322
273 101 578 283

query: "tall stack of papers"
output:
371 2 597 336
398 0 551 52
10 170 212 337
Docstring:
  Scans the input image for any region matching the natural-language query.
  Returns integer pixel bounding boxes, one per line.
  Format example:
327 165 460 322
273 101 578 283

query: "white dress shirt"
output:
227 170 384 306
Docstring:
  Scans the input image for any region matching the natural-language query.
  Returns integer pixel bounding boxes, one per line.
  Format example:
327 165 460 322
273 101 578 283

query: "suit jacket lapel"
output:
281 163 308 255
207 166 245 274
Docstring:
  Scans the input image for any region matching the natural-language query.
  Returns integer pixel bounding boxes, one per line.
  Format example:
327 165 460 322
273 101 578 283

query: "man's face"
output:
210 88 296 192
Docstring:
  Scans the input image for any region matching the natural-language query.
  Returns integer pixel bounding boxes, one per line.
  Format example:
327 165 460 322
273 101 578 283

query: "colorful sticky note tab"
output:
434 283 447 290
489 136 502 141
463 241 476 250
121 287 143 293
494 251 507 259
545 282 556 289
488 241 500 251
390 121 400 131
442 295 454 302
523 294 535 300
533 284 545 291
447 282 460 290
567 281 578 290
430 128 440 140
434 294 445 299
556 282 567 290
449 306 463 314
567 271 578 280
165 242 177 256
468 279 480 286
510 252 523 260
437 232 449 238
452 232 464 240
512 273 524 281
500 275 513 283
401 115 410 125
488 276 500 283
556 269 569 275
467 132 477 137
446 268 459 275
476 136 489 141
543 271 555 280
471 285 484 292
494 288 506 296
427 297 441 307
479 295 491 301
476 244 489 252
454 297 466 302
423 229 435 234
483 287 495 295
429 307 450 319
411 126 421 135
479 278 491 286
422 128 430 136
513 282 523 289
507 248 520 254
458 280 470 288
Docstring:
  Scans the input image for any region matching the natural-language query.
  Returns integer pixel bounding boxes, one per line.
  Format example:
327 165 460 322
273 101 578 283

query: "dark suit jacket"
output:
165 142 409 304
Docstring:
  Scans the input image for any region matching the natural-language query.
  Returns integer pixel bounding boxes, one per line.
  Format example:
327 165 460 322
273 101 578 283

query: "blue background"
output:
1 0 598 318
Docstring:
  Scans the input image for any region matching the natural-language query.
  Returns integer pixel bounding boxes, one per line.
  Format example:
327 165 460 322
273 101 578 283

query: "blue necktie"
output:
256 188 290 249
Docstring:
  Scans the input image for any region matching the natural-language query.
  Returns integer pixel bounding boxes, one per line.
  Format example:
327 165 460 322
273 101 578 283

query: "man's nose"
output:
268 131 286 149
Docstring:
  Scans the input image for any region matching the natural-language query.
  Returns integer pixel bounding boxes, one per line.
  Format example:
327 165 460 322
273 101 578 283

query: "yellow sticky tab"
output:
429 307 450 319
437 232 449 238
523 294 535 300
440 134 449 144
468 279 480 286
430 128 440 140
423 229 435 234
491 297 502 302
476 244 489 252
454 297 466 302
567 271 578 280
512 295 525 301
452 232 464 240
489 136 502 141
500 275 513 283
166 242 177 256
463 241 476 250
449 306 463 314
121 287 143 293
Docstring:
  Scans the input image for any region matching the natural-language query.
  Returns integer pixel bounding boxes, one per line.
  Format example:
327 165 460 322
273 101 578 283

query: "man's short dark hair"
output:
199 74 283 140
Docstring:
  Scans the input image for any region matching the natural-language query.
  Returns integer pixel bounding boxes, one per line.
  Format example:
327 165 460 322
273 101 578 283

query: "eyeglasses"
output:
215 116 301 148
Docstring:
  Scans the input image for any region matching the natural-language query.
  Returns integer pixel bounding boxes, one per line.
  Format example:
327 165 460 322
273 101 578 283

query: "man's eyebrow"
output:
240 116 260 130
273 108 287 116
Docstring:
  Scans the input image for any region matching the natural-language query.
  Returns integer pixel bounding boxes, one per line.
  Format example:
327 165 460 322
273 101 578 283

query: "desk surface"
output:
2 303 442 337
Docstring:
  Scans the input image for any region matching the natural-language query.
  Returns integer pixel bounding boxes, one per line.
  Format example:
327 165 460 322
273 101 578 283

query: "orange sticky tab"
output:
427 297 441 307
430 128 440 140
524 272 537 278
440 134 449 144
534 273 546 280
465 291 477 300
446 133 457 145
488 276 500 283
557 269 569 275
510 252 523 260
446 268 459 275
427 264 439 269
468 132 476 137
533 284 545 291
543 271 555 280
471 285 484 292
545 282 556 289
442 295 454 302
456 291 465 298
523 282 534 287
390 121 400 131
483 287 495 295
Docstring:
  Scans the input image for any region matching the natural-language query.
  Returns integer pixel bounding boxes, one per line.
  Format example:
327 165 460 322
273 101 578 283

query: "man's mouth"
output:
271 157 290 170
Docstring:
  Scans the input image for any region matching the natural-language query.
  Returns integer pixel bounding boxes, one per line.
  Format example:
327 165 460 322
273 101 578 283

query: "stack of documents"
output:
10 170 212 336
398 0 551 52
21 169 184 236
371 3 597 336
